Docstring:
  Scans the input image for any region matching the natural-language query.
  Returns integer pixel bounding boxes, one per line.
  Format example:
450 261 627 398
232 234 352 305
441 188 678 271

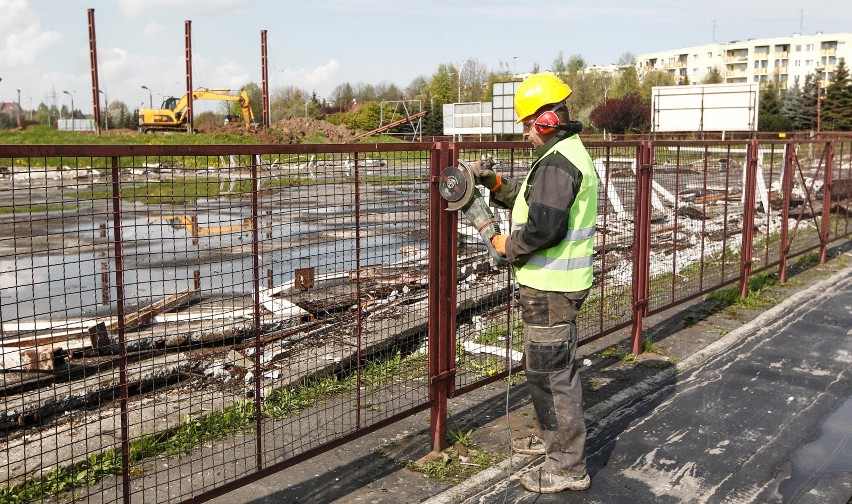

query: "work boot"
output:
511 434 546 455
519 468 591 493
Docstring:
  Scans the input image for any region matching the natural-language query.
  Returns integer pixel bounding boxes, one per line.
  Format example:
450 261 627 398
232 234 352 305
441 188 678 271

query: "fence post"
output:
631 142 653 355
819 140 834 264
739 140 759 299
250 154 264 471
109 156 131 504
428 142 457 453
779 142 795 283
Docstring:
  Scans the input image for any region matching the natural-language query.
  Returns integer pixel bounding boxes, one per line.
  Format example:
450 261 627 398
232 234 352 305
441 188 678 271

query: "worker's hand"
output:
491 234 508 255
470 159 501 191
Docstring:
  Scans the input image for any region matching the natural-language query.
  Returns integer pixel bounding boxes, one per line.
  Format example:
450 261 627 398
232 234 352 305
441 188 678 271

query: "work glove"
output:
470 158 502 192
491 234 508 255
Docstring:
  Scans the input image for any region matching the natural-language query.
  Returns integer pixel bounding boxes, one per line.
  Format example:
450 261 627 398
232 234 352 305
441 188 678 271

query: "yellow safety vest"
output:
511 136 598 292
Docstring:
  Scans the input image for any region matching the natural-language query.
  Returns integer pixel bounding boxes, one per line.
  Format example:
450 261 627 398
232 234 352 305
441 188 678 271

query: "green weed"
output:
448 428 474 447
598 346 635 362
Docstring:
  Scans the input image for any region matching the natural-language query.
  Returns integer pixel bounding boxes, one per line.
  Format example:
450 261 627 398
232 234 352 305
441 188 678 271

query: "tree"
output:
330 82 355 113
617 52 637 66
702 67 724 84
782 77 805 129
640 70 676 102
798 74 818 131
822 58 852 131
428 64 455 106
758 80 792 131
589 94 650 134
270 85 311 122
613 66 641 99
457 58 488 102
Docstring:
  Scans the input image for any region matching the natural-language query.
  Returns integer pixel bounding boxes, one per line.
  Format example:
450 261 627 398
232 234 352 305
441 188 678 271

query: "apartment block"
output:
635 32 851 90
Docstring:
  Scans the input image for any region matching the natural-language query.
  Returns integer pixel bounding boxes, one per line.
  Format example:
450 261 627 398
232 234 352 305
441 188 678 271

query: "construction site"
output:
0 5 850 502
0 135 849 502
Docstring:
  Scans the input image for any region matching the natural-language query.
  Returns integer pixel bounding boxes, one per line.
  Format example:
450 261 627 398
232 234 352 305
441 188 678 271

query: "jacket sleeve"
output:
504 152 583 267
489 176 522 209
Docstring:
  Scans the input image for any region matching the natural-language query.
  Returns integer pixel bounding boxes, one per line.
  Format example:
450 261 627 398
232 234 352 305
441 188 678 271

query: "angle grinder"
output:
438 158 508 266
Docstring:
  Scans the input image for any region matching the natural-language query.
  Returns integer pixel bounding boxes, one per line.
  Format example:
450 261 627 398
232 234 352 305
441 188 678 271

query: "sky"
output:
1 0 851 115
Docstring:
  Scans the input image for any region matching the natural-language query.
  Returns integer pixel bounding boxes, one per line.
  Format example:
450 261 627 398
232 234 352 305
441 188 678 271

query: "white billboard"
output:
651 83 759 132
442 102 492 136
491 81 523 135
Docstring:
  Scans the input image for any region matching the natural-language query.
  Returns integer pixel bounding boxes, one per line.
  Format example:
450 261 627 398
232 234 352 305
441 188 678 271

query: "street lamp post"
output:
99 90 109 131
62 90 75 131
141 85 152 108
17 88 22 127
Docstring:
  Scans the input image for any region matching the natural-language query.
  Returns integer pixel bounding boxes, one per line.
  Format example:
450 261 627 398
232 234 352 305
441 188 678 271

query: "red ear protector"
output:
533 103 566 135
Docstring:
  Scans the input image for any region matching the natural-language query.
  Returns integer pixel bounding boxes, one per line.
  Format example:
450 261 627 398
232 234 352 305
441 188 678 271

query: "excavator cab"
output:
161 97 179 110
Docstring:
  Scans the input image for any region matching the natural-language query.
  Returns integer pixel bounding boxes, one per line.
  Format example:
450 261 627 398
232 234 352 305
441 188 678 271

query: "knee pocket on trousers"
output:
526 341 570 372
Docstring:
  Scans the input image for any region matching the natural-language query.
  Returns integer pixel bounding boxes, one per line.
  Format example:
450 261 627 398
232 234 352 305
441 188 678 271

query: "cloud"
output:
277 60 341 94
0 0 61 67
142 22 169 44
207 61 251 91
117 0 254 18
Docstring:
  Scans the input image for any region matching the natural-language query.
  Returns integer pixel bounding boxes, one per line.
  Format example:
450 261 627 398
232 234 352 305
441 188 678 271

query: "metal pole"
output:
88 8 101 135
16 88 22 127
141 85 152 108
819 140 834 264
185 20 193 133
99 90 108 131
739 140 759 299
260 30 269 128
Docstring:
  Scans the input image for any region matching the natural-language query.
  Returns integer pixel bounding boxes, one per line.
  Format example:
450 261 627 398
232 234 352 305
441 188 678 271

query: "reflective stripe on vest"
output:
512 136 598 292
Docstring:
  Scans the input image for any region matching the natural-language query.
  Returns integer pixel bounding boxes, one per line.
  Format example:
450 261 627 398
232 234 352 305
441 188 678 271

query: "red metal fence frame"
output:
0 138 848 503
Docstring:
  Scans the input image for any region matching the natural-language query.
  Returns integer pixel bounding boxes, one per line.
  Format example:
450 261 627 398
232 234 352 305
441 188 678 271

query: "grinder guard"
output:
438 159 508 266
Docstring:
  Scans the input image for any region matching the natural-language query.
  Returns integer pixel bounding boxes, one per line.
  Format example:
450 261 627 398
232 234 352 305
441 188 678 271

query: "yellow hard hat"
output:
514 73 572 123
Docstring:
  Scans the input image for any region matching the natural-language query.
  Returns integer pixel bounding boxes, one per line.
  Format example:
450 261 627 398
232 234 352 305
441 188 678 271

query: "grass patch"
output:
410 445 499 484
794 251 821 268
598 345 635 362
0 348 429 502
706 272 780 309
0 203 77 214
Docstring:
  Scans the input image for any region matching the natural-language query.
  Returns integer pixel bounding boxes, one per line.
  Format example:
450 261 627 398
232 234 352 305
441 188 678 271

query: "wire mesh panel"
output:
645 142 749 312
830 138 852 241
749 141 788 273
0 145 436 503
784 141 833 259
581 142 640 342
452 144 531 391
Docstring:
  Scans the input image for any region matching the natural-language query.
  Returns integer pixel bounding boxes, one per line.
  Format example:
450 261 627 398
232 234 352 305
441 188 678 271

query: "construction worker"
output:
471 72 598 493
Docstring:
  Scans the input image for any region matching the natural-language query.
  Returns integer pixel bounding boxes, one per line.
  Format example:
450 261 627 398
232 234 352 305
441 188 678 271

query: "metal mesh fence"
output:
0 139 848 503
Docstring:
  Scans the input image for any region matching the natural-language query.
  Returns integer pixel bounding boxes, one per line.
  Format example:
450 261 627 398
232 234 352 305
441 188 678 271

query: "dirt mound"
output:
192 118 357 144
270 117 357 143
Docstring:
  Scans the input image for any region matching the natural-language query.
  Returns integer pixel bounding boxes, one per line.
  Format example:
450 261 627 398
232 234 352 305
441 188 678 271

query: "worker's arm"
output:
501 152 583 267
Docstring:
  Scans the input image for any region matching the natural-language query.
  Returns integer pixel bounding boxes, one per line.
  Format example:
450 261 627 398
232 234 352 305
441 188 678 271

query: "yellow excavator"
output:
138 88 254 133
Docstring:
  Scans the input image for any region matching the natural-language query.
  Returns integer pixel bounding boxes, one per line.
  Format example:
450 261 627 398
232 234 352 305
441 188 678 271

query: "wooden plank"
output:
106 288 199 331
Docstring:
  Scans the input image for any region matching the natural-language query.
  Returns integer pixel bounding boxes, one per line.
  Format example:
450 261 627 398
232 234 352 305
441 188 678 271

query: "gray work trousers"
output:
519 285 588 477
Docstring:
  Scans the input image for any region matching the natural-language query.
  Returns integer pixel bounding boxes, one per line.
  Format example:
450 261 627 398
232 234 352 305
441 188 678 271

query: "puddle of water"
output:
1 217 427 321
780 395 852 502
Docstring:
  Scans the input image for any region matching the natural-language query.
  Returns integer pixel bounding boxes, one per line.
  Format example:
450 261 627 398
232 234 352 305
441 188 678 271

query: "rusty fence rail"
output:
0 139 848 502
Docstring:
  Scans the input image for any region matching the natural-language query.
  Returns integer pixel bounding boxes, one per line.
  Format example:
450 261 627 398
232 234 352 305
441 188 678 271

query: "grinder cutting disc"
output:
438 160 476 212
